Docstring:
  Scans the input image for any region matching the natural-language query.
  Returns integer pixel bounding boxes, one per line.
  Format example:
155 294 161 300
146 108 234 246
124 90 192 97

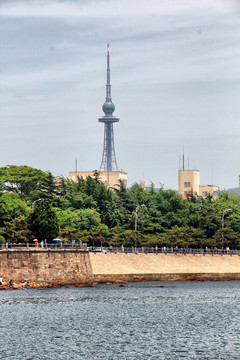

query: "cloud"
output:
0 0 239 189
0 58 101 88
1 0 238 19
1 0 239 91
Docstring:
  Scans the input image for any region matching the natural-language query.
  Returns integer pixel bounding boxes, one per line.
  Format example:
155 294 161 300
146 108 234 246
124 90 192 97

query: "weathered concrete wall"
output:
90 253 240 282
0 249 93 286
1 251 240 288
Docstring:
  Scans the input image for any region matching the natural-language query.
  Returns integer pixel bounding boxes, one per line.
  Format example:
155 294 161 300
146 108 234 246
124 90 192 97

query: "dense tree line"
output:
0 165 239 249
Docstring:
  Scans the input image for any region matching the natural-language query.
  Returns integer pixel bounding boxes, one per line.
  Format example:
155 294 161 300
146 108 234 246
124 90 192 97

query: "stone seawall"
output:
0 249 93 286
90 253 240 282
1 251 240 289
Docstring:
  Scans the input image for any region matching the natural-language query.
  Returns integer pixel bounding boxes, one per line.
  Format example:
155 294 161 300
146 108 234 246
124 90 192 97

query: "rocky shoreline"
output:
0 275 238 291
0 282 94 291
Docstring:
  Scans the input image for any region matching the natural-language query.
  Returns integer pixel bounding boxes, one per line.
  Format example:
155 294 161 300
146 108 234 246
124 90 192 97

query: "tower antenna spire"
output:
106 43 111 102
98 44 119 171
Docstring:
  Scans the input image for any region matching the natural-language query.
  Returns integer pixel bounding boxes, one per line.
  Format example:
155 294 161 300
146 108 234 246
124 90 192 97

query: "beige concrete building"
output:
178 170 219 198
69 170 127 188
199 185 219 199
178 170 200 197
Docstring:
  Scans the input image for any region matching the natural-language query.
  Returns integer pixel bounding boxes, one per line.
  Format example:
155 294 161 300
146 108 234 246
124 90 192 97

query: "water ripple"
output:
0 281 240 359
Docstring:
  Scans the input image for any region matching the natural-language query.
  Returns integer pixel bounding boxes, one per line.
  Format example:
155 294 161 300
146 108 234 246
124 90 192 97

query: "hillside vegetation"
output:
0 165 239 249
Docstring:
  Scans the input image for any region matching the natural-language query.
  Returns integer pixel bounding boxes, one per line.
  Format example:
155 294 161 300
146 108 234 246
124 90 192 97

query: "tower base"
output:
69 170 127 188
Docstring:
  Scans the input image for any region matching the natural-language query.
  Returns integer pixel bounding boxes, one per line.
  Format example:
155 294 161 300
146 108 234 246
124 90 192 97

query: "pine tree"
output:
29 201 59 241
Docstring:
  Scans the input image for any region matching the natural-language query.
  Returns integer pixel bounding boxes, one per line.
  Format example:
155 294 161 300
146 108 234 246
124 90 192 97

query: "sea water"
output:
0 281 239 360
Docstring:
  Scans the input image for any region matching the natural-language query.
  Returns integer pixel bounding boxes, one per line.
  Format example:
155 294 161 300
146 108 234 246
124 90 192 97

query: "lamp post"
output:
222 208 232 244
135 204 145 251
31 198 42 209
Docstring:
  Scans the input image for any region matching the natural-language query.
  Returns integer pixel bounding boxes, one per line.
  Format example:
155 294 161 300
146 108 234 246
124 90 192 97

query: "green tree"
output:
0 165 48 198
59 226 81 242
93 170 101 184
10 216 33 243
57 176 68 197
196 203 220 238
29 201 59 241
40 171 59 204
114 180 132 228
96 185 120 227
109 229 145 247
213 228 240 248
0 202 9 227
160 226 206 248
0 193 32 242
56 208 102 232
0 192 31 218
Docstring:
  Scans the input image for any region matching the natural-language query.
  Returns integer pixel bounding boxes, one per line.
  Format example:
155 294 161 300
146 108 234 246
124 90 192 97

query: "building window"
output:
184 182 191 188
202 192 208 197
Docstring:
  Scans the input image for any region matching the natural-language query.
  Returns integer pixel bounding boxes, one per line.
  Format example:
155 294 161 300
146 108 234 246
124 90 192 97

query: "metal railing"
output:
0 243 88 250
1 244 239 255
89 246 240 256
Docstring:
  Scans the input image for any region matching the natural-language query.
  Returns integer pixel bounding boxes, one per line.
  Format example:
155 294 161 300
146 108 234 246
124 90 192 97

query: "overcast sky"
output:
0 0 240 190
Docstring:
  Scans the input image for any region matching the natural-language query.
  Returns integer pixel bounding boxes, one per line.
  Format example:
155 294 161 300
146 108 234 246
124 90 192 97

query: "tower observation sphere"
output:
102 101 115 115
98 44 119 171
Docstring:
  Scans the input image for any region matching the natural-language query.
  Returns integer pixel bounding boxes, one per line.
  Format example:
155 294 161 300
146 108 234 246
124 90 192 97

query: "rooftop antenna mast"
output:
98 44 119 171
212 161 214 185
75 159 77 173
182 145 185 171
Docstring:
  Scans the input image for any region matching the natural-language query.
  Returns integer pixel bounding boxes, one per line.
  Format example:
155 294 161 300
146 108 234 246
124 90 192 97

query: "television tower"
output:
98 44 119 171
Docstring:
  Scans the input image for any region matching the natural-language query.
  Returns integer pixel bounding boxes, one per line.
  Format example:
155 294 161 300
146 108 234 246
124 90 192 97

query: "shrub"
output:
0 235 5 244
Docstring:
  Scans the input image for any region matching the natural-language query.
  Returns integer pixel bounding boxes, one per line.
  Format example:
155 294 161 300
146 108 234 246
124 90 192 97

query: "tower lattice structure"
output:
98 44 119 171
